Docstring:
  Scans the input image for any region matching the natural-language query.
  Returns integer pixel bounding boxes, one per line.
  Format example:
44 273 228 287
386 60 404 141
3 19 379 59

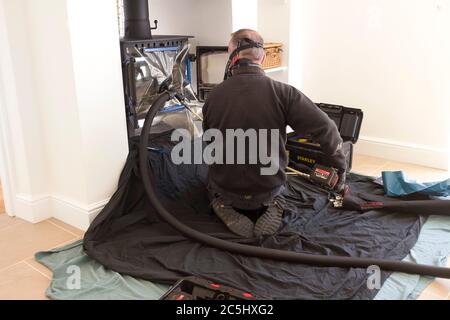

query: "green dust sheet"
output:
35 240 169 300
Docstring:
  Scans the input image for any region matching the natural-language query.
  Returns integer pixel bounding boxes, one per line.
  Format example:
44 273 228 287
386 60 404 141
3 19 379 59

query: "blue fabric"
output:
382 171 450 197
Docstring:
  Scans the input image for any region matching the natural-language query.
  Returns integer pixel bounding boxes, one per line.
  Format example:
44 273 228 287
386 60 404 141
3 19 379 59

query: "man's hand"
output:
335 170 347 194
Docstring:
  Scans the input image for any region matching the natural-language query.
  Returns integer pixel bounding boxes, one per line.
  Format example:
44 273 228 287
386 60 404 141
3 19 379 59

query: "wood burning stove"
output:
120 0 193 138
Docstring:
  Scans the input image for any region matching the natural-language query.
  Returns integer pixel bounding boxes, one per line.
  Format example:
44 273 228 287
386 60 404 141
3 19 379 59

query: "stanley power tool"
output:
286 164 339 190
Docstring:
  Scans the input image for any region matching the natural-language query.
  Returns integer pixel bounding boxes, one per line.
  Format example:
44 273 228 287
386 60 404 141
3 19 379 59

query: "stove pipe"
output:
123 0 154 40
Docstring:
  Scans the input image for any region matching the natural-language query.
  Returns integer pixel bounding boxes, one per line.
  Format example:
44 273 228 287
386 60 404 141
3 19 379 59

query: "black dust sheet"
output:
84 136 423 300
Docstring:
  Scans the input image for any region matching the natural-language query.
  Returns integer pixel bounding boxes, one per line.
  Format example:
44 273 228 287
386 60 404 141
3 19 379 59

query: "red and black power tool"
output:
287 164 340 190
160 276 268 300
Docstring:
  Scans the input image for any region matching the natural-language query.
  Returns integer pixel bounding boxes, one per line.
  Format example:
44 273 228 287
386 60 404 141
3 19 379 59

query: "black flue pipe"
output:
123 0 152 40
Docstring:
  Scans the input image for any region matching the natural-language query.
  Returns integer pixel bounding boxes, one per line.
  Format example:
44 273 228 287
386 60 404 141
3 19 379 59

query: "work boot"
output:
254 199 284 237
211 198 255 238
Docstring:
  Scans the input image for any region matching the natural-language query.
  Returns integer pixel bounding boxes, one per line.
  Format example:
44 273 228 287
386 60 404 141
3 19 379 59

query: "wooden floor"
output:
0 154 449 300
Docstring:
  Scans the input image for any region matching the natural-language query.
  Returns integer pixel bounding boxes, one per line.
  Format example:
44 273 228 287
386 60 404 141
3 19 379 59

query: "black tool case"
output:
286 103 364 172
160 276 267 300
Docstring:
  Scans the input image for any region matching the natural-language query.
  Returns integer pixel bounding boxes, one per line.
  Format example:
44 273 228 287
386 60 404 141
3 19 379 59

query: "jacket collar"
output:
231 60 266 76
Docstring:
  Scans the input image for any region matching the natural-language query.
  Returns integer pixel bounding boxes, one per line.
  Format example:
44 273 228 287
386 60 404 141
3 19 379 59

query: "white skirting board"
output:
51 196 109 231
355 136 449 171
15 194 52 223
13 194 109 231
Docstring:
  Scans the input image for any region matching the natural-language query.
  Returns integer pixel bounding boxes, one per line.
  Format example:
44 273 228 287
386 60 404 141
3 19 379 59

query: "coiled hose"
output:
139 92 450 279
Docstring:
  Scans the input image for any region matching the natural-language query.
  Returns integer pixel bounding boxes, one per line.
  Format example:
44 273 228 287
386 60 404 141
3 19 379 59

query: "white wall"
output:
0 0 129 229
258 0 290 83
66 0 129 206
232 0 258 31
0 0 51 221
150 0 233 46
26 0 86 203
290 0 450 170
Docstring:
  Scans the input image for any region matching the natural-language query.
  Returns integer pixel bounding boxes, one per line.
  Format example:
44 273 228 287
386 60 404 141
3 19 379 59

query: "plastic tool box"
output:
286 103 364 172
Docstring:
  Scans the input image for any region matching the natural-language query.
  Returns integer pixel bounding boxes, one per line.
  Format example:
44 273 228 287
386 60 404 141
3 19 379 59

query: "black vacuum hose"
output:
139 92 450 279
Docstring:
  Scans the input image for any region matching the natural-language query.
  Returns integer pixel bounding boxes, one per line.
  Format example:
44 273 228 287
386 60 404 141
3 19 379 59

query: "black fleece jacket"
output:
202 65 346 196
